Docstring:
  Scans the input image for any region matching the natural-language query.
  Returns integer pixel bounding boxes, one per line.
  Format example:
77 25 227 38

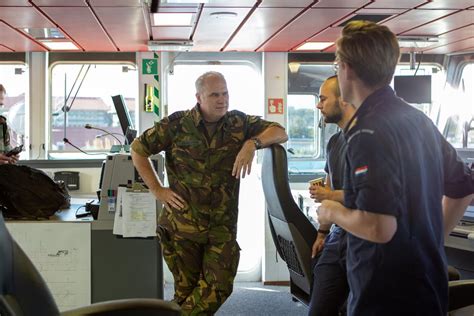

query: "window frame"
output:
47 60 138 159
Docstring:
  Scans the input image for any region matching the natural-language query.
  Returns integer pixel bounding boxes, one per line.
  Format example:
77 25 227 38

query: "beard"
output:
323 101 343 124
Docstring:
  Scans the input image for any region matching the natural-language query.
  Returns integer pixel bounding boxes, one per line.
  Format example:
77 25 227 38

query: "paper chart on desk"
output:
120 189 157 237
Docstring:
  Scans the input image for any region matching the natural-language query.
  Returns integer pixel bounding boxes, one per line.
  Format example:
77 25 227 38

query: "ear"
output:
195 92 202 104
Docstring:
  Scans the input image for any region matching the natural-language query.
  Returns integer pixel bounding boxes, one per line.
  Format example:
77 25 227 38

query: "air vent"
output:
337 14 393 27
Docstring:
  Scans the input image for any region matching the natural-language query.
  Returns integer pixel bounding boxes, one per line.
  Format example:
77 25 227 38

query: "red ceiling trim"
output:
398 9 467 36
371 1 430 26
0 43 15 52
190 3 204 41
28 0 85 51
254 0 319 52
85 0 120 51
289 0 374 52
422 36 474 52
220 0 262 52
0 19 49 51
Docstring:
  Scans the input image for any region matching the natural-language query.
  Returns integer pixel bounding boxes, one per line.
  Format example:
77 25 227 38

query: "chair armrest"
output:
449 280 474 312
61 298 180 316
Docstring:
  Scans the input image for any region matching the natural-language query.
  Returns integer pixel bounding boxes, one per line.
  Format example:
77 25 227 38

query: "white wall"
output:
262 52 290 283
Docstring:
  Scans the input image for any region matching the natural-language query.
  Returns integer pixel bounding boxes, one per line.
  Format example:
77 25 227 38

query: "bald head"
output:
195 71 226 94
195 71 229 122
317 76 355 128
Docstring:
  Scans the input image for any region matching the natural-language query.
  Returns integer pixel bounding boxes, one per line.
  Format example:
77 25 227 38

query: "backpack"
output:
0 165 71 219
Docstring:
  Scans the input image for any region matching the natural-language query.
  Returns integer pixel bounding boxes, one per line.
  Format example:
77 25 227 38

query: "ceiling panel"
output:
420 25 474 50
0 7 55 28
402 10 474 35
0 44 14 52
31 0 86 5
356 8 407 15
424 37 474 53
313 0 370 8
90 0 141 6
382 9 455 34
366 0 428 9
0 0 31 6
41 6 116 51
0 21 46 51
307 26 342 42
93 7 148 51
192 7 251 51
260 0 313 7
258 8 353 51
225 7 303 51
418 0 474 9
152 26 192 40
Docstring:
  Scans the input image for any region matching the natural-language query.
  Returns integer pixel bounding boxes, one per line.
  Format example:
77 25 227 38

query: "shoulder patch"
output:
167 111 186 121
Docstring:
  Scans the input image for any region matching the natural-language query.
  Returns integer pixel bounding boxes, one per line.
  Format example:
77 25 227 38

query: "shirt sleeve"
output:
131 118 173 157
439 133 474 198
346 130 402 217
245 115 284 139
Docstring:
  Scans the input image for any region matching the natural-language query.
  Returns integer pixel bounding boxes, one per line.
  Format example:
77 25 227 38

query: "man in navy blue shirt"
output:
308 75 355 316
316 21 474 316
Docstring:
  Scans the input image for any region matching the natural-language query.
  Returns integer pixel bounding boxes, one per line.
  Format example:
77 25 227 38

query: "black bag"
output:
0 165 71 219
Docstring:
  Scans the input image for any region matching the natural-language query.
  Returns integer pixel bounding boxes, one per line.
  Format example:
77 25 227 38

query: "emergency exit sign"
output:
142 59 158 75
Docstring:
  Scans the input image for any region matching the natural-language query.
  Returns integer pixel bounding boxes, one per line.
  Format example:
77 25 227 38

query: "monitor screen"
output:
111 95 136 144
394 75 432 104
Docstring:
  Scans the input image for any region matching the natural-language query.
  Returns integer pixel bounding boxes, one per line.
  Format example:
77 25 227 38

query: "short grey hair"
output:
195 71 226 94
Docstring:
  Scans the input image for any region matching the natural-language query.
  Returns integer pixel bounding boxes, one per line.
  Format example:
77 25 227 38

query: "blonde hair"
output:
336 21 399 87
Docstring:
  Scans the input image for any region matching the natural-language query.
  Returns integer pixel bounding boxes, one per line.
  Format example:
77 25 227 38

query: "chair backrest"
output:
261 144 317 305
0 212 60 316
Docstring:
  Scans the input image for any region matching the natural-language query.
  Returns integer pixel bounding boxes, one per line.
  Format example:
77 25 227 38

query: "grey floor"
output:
164 282 308 315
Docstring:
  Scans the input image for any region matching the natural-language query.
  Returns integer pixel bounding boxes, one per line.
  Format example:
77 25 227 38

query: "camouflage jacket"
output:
132 105 282 216
0 115 12 154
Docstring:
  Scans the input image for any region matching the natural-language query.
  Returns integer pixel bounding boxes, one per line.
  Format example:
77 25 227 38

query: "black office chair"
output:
262 144 318 305
449 280 474 315
0 211 180 316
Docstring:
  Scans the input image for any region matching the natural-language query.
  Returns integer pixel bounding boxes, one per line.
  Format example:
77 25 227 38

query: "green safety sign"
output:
142 59 158 75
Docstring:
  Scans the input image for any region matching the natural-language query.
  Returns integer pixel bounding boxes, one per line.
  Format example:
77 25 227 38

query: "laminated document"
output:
113 184 157 238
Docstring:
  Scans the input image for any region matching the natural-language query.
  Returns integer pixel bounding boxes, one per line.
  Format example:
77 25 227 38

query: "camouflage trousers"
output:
159 224 240 316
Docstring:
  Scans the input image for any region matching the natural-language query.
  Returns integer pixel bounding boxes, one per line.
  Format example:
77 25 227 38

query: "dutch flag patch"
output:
355 165 368 176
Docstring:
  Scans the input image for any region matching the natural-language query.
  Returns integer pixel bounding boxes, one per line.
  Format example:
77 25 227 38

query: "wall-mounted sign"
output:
268 98 284 114
142 59 158 75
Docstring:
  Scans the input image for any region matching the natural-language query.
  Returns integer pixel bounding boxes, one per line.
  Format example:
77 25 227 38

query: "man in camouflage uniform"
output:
131 71 288 315
0 84 18 164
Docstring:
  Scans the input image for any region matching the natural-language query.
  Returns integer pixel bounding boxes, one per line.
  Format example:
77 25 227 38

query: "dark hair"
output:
0 84 6 94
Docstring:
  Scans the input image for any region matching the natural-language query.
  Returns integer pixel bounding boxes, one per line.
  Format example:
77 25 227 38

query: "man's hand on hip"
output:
152 187 187 212
232 140 256 179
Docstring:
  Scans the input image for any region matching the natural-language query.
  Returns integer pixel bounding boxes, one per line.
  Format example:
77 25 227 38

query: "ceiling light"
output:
398 36 439 49
40 41 79 50
288 62 301 74
153 13 194 26
148 40 193 51
296 42 334 51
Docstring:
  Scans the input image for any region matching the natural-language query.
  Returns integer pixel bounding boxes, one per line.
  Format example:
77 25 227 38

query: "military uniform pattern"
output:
132 105 282 315
0 115 12 154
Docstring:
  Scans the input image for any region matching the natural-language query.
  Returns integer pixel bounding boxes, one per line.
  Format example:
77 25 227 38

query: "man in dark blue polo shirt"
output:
316 21 474 316
308 75 355 316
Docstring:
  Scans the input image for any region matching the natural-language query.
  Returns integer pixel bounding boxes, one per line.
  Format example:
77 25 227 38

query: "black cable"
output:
63 138 107 155
414 51 423 77
84 124 123 145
